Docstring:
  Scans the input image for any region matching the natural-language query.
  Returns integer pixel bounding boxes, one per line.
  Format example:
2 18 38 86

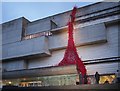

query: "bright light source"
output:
8 81 12 84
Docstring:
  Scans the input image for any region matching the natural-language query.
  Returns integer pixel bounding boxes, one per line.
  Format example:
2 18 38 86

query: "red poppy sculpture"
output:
58 7 86 77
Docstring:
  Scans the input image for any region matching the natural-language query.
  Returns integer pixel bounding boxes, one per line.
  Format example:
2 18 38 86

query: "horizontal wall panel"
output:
86 62 118 75
26 18 51 35
49 23 107 50
2 18 23 45
2 60 26 71
2 65 77 79
2 36 50 60
75 23 107 46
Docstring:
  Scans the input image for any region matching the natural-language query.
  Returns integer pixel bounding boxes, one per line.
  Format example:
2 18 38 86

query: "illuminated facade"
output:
1 2 120 87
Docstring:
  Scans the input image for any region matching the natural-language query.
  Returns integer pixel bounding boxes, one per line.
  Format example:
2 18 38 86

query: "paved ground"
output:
1 84 119 91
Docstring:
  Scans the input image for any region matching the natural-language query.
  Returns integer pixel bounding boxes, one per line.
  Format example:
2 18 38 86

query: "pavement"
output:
1 83 119 91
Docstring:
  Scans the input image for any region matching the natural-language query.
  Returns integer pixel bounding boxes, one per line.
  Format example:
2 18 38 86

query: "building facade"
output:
1 2 120 87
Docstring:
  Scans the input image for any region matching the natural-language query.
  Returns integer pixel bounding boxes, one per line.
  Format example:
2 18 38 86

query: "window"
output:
23 31 52 40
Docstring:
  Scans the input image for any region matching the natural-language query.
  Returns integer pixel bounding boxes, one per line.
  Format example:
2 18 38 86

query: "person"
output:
79 74 88 84
95 72 100 84
115 70 120 83
76 81 79 85
79 74 83 84
84 74 88 84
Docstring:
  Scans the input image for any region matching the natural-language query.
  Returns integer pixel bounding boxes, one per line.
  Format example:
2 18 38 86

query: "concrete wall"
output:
2 2 119 74
2 60 26 71
2 2 119 60
2 36 50 60
24 2 119 35
25 9 70 35
75 23 107 46
26 18 51 35
2 18 23 45
49 23 107 50
76 2 119 17
77 23 118 60
3 65 77 79
86 62 118 75
28 49 64 69
28 21 119 75
117 20 119 58
3 20 118 74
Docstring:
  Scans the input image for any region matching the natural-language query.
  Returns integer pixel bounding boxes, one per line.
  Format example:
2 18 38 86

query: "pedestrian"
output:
115 70 120 83
95 72 100 84
84 74 88 84
76 81 79 85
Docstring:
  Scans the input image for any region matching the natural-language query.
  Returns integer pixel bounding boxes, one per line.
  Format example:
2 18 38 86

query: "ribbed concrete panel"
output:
75 23 107 46
77 23 118 61
2 60 26 71
2 65 77 79
1 2 119 80
28 49 65 69
2 18 23 45
49 23 107 50
26 18 51 35
49 29 68 50
2 36 50 60
76 2 119 17
86 62 118 75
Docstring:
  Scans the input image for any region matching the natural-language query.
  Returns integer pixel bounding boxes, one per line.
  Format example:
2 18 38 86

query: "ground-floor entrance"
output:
2 73 116 87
